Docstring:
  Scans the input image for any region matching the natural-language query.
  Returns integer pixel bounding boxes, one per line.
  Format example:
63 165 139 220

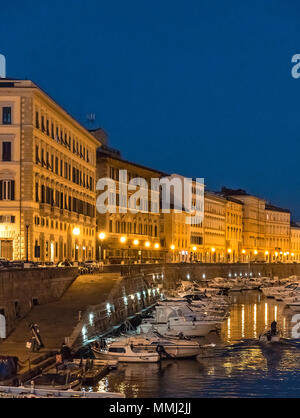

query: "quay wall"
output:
70 272 164 349
101 263 300 285
1 263 299 345
0 267 78 337
162 263 300 286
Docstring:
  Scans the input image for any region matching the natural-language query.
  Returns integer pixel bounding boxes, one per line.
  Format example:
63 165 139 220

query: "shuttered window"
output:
0 180 15 200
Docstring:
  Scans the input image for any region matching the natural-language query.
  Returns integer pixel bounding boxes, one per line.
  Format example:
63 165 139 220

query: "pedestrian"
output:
271 320 277 336
29 323 44 352
60 342 73 362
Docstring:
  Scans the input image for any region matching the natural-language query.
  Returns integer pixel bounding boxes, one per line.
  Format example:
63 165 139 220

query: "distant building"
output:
96 149 167 264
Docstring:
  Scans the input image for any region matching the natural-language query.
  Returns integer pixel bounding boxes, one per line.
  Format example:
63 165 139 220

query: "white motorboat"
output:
92 339 160 363
139 306 218 338
262 283 299 299
122 334 201 359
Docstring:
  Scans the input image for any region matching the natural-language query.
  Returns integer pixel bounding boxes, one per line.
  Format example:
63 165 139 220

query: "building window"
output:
0 215 15 223
35 183 39 202
2 142 11 161
2 107 12 125
35 112 40 129
0 180 15 201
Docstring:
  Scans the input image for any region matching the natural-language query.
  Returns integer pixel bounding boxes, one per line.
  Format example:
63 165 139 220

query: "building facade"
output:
96 148 166 264
0 79 99 262
291 223 300 263
224 197 243 263
265 204 291 262
203 192 226 263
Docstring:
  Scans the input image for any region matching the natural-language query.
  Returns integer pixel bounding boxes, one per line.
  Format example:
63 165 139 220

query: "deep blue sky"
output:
1 1 300 217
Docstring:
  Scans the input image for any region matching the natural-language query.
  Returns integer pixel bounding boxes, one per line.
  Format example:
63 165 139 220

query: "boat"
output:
285 301 300 311
92 339 160 363
123 334 201 359
0 385 125 398
139 306 218 338
259 329 281 344
24 366 82 391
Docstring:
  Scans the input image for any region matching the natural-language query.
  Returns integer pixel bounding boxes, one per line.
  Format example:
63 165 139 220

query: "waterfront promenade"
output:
0 272 121 363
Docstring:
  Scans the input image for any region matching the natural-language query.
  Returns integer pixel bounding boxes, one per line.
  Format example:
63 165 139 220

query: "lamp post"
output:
72 227 80 262
228 248 232 264
25 225 30 262
211 248 216 263
193 247 197 263
99 233 106 263
120 236 127 264
171 245 175 263
133 240 139 263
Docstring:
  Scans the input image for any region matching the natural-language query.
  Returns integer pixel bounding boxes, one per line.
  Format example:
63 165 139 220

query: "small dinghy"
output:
259 330 281 344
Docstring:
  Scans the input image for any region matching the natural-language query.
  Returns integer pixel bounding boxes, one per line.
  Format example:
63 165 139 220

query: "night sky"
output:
1 1 300 218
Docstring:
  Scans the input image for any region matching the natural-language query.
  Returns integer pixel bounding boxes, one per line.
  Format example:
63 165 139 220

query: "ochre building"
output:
0 79 99 262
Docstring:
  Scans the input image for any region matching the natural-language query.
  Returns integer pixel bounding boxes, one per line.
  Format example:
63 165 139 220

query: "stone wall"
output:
70 272 163 349
162 263 300 287
0 267 78 337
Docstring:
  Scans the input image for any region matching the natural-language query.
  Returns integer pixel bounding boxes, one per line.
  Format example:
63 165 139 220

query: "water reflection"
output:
89 291 300 398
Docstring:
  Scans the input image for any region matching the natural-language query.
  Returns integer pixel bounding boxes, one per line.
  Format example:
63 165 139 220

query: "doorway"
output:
0 240 13 260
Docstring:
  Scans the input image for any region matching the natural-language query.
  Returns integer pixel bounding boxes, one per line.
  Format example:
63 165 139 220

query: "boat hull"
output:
92 349 160 363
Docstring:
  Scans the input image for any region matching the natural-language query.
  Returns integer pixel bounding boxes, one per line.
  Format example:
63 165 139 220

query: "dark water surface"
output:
87 292 300 398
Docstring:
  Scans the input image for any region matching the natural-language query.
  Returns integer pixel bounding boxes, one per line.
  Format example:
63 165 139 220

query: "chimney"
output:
0 54 6 78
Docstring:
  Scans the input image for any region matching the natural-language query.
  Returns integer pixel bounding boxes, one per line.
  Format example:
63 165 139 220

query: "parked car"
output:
0 259 14 269
10 260 39 269
57 261 74 268
83 260 98 269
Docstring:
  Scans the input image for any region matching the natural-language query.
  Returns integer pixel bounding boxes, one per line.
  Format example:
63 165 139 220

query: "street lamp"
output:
228 248 232 263
72 227 80 261
211 247 216 263
192 246 197 263
25 225 30 262
170 245 175 263
99 232 106 262
120 236 127 264
73 227 80 236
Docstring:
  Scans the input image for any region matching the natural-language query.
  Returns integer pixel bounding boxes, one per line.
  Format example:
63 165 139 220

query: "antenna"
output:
0 54 6 79
87 113 96 127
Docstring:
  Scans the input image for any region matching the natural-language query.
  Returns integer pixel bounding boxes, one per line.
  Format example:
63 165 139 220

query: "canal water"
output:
86 291 300 398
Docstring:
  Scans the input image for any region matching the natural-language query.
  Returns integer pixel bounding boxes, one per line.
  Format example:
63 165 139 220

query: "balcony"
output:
39 203 52 216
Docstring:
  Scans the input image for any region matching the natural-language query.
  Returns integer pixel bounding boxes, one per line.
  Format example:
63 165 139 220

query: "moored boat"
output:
92 339 160 363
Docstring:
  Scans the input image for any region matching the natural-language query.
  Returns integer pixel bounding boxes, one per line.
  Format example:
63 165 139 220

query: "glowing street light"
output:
154 243 160 249
99 232 106 263
72 228 80 262
171 245 175 251
145 242 151 248
211 248 216 253
193 247 197 252
254 250 258 255
133 240 139 246
120 236 127 244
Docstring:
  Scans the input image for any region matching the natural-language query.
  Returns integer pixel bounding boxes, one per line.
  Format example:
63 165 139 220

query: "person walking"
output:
271 320 277 336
